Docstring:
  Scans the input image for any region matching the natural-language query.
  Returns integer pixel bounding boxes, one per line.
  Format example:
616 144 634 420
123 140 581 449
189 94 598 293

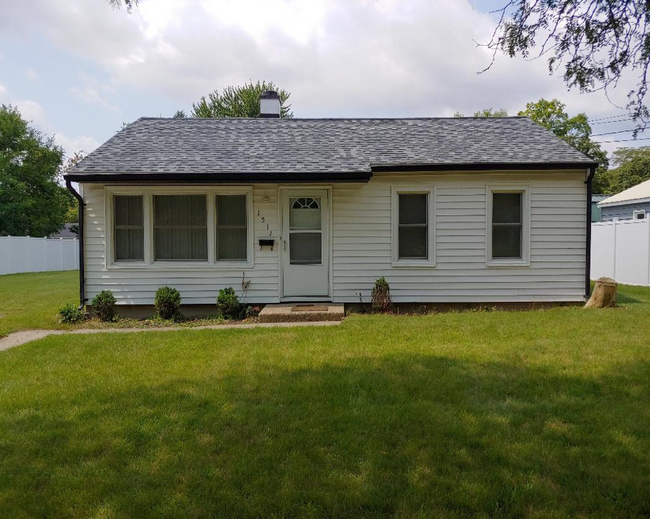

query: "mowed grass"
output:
0 284 649 517
0 270 78 337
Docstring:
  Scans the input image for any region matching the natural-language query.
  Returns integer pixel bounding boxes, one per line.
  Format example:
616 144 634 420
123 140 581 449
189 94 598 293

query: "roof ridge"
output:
134 116 531 122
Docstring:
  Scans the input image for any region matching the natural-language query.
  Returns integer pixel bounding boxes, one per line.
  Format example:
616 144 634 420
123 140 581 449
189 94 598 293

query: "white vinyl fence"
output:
591 219 650 286
0 236 79 275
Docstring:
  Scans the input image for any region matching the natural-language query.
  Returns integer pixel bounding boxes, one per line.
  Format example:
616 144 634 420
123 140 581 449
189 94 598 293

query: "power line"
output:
593 136 650 143
592 128 647 137
590 113 631 122
590 117 634 125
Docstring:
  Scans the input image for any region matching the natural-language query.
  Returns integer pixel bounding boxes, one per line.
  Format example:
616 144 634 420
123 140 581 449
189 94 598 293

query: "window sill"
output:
391 260 436 268
106 261 254 271
486 258 530 268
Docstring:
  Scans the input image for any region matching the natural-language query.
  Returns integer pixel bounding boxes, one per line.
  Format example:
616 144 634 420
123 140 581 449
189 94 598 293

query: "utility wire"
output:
592 128 647 137
592 136 650 143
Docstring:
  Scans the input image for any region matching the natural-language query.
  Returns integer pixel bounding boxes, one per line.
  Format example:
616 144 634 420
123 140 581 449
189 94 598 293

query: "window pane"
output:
115 196 143 226
217 228 247 260
115 229 144 261
217 195 246 226
399 226 428 259
399 194 427 225
154 195 206 226
492 225 522 258
154 195 207 261
290 198 321 230
290 233 321 264
154 228 207 260
114 195 143 261
493 193 521 224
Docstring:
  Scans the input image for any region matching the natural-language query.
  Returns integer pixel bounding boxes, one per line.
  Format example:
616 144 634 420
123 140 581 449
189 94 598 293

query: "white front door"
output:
281 189 330 298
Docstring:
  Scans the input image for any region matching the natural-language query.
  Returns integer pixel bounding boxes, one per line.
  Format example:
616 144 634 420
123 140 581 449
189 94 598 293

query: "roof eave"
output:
63 171 373 183
370 161 597 173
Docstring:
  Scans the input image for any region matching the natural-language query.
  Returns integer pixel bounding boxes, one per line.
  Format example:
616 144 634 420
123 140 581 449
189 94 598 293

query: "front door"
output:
282 189 330 298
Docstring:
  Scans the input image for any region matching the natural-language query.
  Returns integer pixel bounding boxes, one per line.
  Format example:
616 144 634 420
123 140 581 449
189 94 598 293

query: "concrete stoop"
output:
258 303 345 323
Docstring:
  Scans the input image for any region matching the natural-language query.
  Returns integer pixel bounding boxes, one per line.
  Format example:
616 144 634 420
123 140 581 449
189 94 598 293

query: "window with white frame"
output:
113 195 144 262
216 194 248 261
153 195 208 261
391 187 435 266
487 187 530 265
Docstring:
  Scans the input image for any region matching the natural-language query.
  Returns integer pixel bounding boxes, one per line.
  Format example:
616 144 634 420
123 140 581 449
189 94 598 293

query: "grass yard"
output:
0 270 78 337
0 273 649 517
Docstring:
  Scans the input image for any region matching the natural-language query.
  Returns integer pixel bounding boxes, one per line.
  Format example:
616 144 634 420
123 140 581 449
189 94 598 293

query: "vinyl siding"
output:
601 201 650 221
82 170 587 305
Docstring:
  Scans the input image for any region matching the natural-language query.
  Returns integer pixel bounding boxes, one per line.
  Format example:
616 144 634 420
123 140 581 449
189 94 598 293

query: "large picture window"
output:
114 195 144 262
216 195 247 261
154 195 208 261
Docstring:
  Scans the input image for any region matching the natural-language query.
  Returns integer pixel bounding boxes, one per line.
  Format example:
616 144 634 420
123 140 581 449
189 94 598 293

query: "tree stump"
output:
585 277 618 308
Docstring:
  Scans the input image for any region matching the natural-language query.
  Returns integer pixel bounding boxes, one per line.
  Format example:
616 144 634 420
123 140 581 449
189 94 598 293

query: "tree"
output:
108 0 137 12
173 110 187 119
191 81 292 119
454 108 508 117
517 98 611 192
607 147 650 193
0 105 72 236
484 1 650 129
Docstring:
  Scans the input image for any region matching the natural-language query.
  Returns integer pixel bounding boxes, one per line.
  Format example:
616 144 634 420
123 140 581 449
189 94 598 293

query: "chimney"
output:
259 90 281 118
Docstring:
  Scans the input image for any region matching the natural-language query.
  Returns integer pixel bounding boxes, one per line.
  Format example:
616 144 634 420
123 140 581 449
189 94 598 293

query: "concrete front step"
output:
258 303 345 323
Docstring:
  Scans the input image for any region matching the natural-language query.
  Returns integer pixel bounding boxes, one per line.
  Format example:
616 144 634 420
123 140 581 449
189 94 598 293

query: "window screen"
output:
398 193 428 259
216 195 247 261
492 192 522 259
114 195 144 261
154 195 208 261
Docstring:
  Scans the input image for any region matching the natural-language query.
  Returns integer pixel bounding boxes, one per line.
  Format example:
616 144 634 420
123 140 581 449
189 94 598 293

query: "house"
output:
591 194 610 222
598 179 650 221
64 92 597 312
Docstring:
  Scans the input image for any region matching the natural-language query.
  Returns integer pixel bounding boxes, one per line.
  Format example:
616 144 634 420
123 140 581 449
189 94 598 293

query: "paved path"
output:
0 320 342 352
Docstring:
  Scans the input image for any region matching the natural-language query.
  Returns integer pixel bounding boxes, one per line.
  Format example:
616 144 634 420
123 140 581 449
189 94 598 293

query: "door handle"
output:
284 238 287 251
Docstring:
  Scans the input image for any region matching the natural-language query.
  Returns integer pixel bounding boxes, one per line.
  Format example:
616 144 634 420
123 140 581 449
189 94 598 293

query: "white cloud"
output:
0 82 7 98
25 68 40 82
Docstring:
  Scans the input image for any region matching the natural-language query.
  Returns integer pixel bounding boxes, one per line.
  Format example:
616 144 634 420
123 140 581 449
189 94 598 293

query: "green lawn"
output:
0 270 78 337
0 273 649 517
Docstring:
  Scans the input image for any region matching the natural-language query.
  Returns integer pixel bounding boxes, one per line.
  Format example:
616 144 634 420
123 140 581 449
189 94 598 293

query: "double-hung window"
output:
216 194 248 261
153 195 208 261
391 187 435 266
487 186 529 265
113 195 144 262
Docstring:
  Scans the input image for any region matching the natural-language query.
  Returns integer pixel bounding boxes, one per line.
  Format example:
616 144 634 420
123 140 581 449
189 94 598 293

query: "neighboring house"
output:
598 179 650 221
591 195 610 222
64 92 597 310
50 223 79 239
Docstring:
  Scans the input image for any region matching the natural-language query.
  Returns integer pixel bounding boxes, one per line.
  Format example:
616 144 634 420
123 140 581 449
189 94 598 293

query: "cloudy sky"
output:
0 0 644 159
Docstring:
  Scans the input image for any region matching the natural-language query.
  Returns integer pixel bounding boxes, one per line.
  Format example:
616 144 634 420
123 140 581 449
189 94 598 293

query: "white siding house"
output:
66 104 596 309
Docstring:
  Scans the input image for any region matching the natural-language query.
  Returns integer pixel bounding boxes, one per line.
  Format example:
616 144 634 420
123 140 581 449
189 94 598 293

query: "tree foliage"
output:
484 1 650 130
191 81 292 119
0 105 72 236
606 147 650 193
454 108 509 117
517 98 611 191
108 0 138 12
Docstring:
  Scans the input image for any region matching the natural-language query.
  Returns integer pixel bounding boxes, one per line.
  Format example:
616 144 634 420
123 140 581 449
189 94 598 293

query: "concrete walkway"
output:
0 320 342 352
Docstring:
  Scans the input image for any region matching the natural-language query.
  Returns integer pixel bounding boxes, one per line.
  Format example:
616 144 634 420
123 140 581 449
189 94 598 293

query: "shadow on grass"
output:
1 355 649 517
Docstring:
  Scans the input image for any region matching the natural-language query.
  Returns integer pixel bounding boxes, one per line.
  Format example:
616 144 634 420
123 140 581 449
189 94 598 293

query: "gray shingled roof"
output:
66 117 595 179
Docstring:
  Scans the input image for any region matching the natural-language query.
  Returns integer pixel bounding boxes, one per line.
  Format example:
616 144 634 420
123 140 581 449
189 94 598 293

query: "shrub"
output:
58 303 85 324
216 287 243 319
371 277 392 313
155 286 182 320
91 290 117 322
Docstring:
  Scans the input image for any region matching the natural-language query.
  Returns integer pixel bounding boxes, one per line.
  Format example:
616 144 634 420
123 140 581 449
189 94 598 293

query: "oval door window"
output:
289 197 322 265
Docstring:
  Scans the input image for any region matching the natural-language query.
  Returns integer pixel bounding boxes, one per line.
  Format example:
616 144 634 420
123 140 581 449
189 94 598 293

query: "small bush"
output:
91 290 117 322
155 286 182 320
371 277 392 313
59 303 85 324
216 287 243 319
